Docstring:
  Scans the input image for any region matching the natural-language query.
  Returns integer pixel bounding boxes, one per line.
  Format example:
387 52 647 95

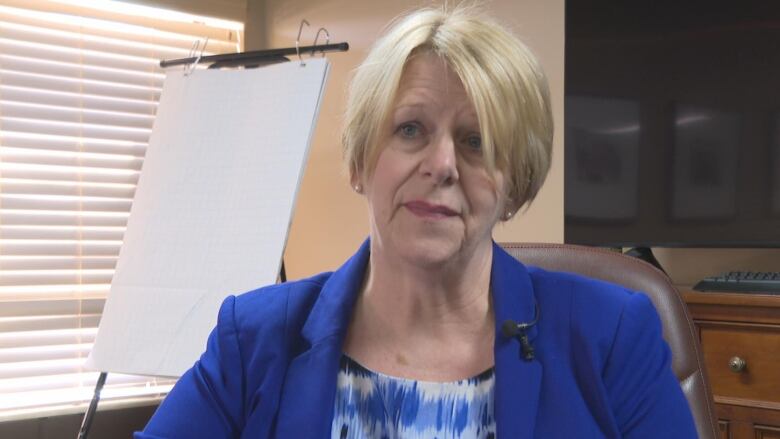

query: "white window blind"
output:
0 0 242 421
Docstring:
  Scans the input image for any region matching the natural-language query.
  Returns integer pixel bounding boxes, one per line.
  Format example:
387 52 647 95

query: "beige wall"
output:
249 0 565 279
247 0 780 284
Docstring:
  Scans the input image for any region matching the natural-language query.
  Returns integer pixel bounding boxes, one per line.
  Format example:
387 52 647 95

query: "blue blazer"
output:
137 240 696 438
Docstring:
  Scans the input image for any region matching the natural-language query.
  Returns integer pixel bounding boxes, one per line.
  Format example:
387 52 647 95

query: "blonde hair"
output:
343 5 553 209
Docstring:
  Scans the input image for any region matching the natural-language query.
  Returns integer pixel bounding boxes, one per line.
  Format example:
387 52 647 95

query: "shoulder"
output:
206 272 337 404
495 253 696 435
203 273 335 368
526 266 696 435
526 266 659 366
526 265 644 321
227 271 333 336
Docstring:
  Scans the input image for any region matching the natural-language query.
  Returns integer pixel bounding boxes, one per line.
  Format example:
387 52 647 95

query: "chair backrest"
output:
500 242 718 439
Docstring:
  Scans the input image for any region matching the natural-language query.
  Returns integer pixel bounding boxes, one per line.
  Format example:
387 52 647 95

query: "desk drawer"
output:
699 322 780 403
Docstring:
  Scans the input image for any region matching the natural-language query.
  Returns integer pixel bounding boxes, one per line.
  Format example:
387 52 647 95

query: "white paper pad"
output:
87 58 330 378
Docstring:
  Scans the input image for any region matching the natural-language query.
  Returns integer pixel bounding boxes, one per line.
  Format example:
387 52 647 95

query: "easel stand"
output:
75 36 346 438
77 264 289 438
77 372 107 439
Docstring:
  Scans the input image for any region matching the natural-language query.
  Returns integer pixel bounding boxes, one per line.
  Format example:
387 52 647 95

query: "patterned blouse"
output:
331 355 496 438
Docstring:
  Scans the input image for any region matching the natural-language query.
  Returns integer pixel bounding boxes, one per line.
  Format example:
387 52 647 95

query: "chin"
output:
395 235 466 268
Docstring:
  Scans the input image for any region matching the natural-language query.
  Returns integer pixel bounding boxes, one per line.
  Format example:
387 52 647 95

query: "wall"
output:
247 0 566 279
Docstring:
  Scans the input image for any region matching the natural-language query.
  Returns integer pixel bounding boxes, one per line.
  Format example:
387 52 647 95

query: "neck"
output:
342 239 496 380
364 238 494 330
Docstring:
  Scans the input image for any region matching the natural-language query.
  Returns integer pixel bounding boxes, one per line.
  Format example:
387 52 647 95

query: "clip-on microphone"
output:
502 300 540 361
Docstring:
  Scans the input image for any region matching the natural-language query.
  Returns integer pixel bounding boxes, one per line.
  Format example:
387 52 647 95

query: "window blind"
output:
0 0 242 421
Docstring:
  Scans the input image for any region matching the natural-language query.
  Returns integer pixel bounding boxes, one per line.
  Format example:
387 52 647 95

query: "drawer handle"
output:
728 356 747 373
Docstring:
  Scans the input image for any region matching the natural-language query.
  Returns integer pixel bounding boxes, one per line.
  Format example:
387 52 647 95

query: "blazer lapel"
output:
273 240 370 438
274 240 543 437
492 242 543 438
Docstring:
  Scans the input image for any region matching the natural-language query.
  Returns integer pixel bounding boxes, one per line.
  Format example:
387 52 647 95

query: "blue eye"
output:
399 123 420 138
466 135 482 150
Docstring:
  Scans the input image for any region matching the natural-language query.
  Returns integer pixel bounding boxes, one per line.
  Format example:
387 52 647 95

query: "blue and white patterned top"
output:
331 355 496 439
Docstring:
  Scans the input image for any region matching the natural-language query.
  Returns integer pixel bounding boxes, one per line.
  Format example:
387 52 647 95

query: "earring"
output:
504 210 514 220
353 184 362 193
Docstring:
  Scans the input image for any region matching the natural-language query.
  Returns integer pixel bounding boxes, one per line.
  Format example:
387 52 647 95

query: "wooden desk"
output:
682 290 780 439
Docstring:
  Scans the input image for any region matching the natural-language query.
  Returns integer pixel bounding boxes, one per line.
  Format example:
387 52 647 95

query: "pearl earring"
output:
353 184 362 193
504 210 514 220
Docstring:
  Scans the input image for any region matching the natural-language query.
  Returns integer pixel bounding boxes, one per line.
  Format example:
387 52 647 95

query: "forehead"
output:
394 54 469 104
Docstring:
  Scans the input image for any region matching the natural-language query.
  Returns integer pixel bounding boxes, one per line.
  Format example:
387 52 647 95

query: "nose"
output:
420 134 459 186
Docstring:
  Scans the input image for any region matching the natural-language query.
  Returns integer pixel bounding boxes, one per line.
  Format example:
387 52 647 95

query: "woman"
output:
138 6 697 438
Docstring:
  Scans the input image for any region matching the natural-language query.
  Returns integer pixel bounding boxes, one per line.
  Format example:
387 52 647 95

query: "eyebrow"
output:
392 101 479 123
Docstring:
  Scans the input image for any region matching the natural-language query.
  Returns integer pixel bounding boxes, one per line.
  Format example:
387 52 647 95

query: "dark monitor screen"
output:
564 0 780 247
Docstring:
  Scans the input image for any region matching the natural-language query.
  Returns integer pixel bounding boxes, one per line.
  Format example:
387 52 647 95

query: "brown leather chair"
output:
500 242 718 439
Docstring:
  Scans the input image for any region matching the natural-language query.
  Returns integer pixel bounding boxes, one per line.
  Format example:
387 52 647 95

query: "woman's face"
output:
357 54 510 268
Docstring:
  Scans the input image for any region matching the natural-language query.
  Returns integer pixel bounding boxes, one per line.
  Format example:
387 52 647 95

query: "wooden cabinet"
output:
683 290 780 439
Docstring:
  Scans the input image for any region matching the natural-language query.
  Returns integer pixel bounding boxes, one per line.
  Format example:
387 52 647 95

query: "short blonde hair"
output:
343 5 553 209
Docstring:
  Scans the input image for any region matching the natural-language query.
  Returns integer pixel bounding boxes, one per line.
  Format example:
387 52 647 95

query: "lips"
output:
403 200 458 219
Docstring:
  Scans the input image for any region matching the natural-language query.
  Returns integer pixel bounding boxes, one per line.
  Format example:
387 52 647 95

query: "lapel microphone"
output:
501 300 540 361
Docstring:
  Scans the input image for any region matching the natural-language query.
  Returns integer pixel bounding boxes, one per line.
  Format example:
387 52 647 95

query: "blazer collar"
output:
274 239 370 438
274 239 542 438
299 238 371 345
491 241 543 438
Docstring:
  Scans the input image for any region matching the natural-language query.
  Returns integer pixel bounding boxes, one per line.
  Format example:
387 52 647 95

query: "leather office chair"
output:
500 243 719 439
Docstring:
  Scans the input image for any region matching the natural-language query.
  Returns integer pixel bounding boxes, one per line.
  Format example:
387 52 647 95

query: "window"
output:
0 0 242 420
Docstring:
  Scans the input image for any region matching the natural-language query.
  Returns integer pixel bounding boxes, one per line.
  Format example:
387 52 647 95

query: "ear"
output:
350 165 364 194
502 197 521 222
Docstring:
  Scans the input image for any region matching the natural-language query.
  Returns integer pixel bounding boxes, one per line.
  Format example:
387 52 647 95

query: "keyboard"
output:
693 271 780 294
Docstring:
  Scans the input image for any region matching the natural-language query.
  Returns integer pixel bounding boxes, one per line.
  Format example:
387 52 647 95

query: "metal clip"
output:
184 37 209 76
296 19 310 66
312 27 330 57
